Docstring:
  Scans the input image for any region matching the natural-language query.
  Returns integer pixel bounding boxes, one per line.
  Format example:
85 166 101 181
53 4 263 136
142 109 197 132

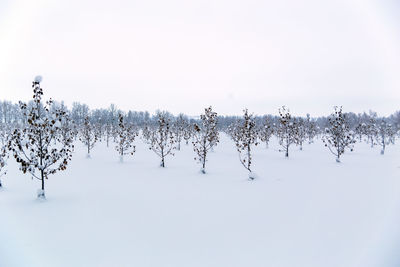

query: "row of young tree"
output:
0 77 399 198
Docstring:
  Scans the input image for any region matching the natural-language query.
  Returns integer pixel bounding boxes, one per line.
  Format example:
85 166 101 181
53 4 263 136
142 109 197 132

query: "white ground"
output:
1 134 399 267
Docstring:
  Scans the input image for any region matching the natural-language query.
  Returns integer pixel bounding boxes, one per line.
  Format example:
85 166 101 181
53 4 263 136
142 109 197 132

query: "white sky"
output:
0 0 399 116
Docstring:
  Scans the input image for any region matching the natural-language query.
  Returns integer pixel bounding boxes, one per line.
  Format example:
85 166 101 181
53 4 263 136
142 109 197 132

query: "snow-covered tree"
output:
173 113 188 150
354 122 367 142
115 113 138 162
60 111 76 144
71 102 89 125
141 122 152 142
94 123 104 142
322 106 355 163
295 117 307 150
79 116 97 158
146 112 176 167
365 112 378 147
276 106 298 157
374 119 395 155
258 116 274 148
192 106 219 174
229 109 258 180
305 114 317 144
6 76 74 199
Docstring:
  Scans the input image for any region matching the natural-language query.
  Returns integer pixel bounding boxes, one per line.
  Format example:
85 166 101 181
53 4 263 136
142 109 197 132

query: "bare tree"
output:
60 111 76 144
258 116 274 148
305 114 317 144
366 112 378 147
94 123 104 142
79 116 97 158
296 117 307 150
375 118 395 155
354 122 367 142
322 106 355 163
229 109 258 180
146 112 176 167
173 113 188 151
192 106 219 174
276 106 298 157
115 113 138 162
141 122 152 143
6 76 74 199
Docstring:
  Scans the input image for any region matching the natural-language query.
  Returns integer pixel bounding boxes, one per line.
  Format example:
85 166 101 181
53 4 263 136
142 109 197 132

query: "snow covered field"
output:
1 134 399 267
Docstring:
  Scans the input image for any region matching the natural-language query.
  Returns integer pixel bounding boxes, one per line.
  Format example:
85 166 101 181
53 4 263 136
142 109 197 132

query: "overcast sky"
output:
0 0 399 116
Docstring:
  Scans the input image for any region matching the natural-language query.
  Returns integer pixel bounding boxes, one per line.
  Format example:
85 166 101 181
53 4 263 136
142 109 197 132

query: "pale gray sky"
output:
0 0 399 116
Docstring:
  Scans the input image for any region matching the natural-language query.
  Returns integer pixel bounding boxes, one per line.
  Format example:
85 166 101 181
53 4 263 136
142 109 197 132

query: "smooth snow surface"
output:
1 134 400 267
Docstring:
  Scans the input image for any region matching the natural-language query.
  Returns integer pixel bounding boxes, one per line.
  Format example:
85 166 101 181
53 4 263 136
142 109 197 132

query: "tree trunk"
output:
38 131 46 199
41 170 44 190
38 169 46 199
161 158 165 167
336 140 341 163
201 141 207 174
202 158 206 174
248 171 255 180
247 143 251 171
160 147 165 167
